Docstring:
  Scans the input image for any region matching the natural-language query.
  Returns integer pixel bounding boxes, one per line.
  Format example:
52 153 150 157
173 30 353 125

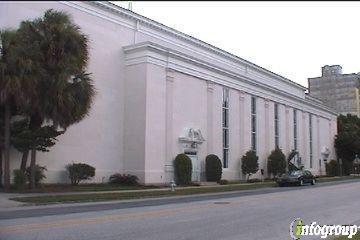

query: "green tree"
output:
0 107 3 187
267 147 286 178
12 122 64 158
0 29 37 189
335 114 360 175
13 9 95 188
241 150 259 180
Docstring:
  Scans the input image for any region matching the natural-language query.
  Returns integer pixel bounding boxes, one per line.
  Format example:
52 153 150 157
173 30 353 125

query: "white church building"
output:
1 1 338 184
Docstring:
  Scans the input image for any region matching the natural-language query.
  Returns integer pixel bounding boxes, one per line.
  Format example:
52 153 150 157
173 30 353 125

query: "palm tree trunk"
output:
3 103 11 190
20 150 29 172
28 114 41 189
29 147 36 189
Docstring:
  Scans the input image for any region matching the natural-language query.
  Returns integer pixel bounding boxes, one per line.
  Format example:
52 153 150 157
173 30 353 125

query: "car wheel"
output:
311 179 315 185
299 179 304 186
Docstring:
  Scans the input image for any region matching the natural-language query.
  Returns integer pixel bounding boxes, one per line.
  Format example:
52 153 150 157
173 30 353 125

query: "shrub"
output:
218 179 229 185
26 165 47 187
267 147 287 178
109 173 139 185
241 150 259 180
205 154 222 182
13 170 27 190
326 160 339 176
66 163 95 185
174 154 192 185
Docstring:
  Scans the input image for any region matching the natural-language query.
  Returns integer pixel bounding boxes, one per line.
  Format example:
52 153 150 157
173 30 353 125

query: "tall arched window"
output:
222 88 229 168
251 96 257 152
274 103 279 148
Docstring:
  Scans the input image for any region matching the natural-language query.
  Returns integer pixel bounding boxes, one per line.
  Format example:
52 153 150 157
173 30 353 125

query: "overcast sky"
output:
112 1 360 87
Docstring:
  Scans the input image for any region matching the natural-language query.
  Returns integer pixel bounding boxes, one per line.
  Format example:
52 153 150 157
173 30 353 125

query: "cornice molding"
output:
123 42 337 118
74 1 307 92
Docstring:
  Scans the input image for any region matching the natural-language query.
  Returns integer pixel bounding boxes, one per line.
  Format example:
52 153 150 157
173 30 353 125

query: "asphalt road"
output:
0 180 360 240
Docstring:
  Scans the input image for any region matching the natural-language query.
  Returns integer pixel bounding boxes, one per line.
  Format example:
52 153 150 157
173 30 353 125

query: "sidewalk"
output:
0 193 26 209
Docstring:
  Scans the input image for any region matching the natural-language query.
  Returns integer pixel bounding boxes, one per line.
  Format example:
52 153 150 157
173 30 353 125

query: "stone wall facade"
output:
309 65 360 116
1 2 338 184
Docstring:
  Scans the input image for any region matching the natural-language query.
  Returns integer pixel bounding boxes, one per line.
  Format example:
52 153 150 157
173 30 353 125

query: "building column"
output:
165 69 175 182
316 116 321 175
239 91 245 179
207 81 214 154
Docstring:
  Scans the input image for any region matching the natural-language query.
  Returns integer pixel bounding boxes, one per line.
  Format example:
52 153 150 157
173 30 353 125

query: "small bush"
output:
26 165 47 187
109 173 139 185
218 179 228 185
66 163 95 186
326 160 339 176
267 147 286 178
174 154 192 185
241 150 259 180
205 154 222 182
13 170 27 190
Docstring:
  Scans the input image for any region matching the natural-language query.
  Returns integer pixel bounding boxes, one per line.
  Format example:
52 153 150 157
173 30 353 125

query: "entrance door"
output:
186 153 200 182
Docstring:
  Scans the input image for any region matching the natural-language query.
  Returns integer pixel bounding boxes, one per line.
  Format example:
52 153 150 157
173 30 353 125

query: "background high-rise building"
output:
308 65 360 116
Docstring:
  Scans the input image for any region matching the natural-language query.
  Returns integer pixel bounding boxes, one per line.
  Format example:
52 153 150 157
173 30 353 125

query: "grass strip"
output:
316 176 359 183
6 184 159 194
10 182 276 205
10 176 360 205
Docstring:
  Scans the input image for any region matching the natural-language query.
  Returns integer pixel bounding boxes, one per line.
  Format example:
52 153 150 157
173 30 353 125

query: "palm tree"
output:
0 30 37 189
15 9 95 188
0 106 4 187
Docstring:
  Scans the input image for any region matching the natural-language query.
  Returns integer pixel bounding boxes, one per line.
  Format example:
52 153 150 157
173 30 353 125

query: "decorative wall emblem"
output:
321 146 330 159
179 128 205 152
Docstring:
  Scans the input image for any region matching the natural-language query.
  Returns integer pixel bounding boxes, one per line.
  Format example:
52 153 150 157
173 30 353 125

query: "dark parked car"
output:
276 170 316 187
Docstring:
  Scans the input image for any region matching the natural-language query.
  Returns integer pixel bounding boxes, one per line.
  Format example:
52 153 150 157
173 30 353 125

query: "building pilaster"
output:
165 69 175 181
207 81 214 154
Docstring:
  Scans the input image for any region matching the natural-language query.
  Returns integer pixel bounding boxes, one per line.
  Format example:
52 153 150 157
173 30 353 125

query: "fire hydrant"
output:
170 180 176 192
